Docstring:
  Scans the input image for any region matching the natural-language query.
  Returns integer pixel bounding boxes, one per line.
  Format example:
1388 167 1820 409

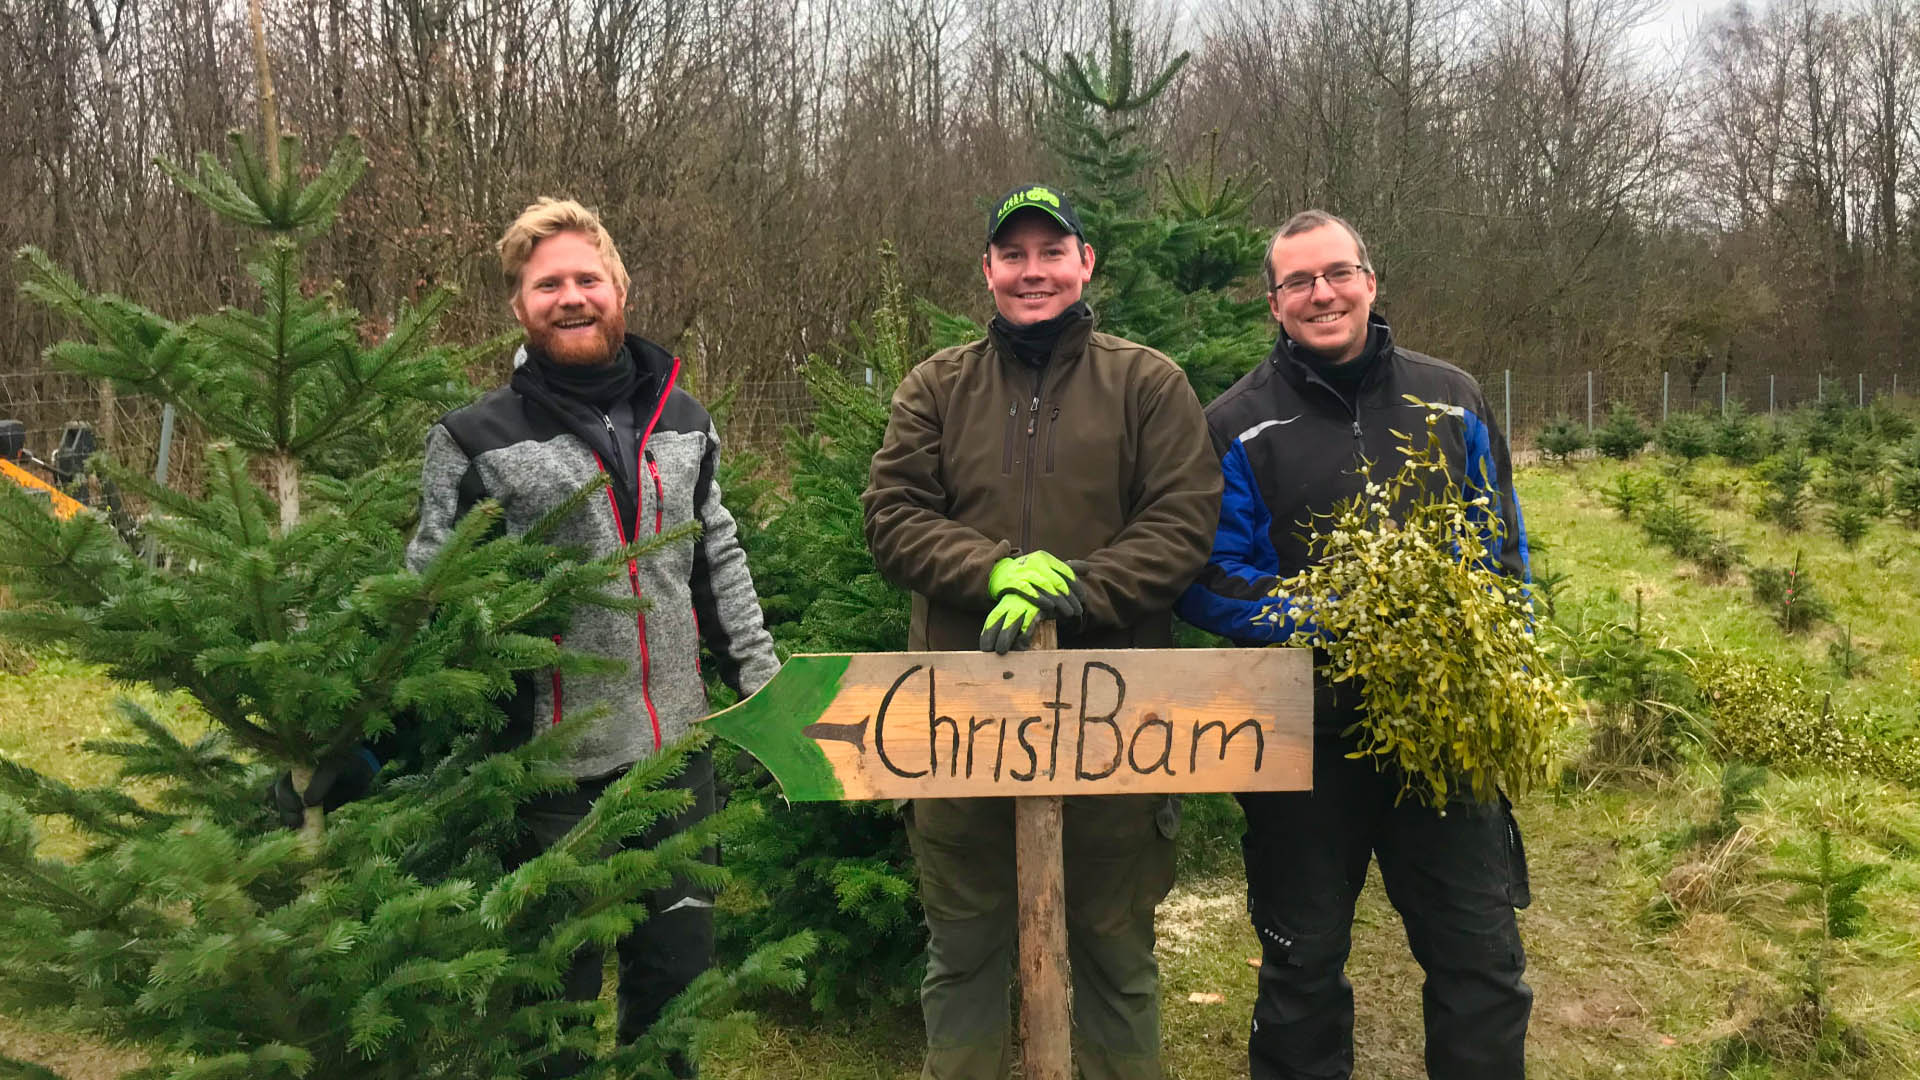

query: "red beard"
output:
528 310 626 366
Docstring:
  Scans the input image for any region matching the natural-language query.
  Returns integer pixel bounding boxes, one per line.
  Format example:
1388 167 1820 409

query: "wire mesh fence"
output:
1457 369 1908 452
0 371 185 491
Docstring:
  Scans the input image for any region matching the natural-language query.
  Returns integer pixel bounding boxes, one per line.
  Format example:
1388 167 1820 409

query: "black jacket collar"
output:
510 333 677 533
1270 313 1396 395
987 303 1096 371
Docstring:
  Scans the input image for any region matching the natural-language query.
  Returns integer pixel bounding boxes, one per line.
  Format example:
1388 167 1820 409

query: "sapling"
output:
1592 401 1651 460
1756 448 1814 531
1537 416 1588 463
1657 410 1714 461
1598 471 1648 520
1763 825 1883 1027
1750 551 1827 633
1827 624 1868 679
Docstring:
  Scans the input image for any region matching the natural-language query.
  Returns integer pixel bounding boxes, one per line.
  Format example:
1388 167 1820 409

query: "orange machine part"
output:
0 459 88 519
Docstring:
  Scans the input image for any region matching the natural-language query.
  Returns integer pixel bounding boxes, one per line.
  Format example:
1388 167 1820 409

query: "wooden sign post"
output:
1018 621 1069 1080
704 640 1312 1078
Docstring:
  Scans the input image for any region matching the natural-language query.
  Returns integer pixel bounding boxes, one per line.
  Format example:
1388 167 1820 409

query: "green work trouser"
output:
906 793 1178 1080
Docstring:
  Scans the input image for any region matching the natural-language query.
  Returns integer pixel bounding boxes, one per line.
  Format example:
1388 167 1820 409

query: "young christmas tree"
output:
0 132 807 1078
1024 13 1270 402
715 247 961 1014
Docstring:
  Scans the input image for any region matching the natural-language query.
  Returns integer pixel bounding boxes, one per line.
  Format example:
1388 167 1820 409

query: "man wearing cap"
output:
862 184 1220 1080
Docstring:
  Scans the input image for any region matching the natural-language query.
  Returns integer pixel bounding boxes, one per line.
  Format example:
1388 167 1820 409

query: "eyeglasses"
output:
1271 263 1370 298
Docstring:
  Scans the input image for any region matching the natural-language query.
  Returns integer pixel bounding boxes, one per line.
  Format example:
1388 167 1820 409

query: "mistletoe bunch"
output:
1265 403 1580 807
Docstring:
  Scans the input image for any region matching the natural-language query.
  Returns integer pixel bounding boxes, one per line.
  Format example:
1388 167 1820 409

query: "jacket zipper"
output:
646 451 664 534
583 356 682 752
1044 405 1062 474
1298 368 1368 468
595 466 661 750
598 410 631 496
1019 370 1044 551
1001 402 1018 476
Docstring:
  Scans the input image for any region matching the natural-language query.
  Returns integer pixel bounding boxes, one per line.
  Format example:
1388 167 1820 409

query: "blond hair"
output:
497 198 630 295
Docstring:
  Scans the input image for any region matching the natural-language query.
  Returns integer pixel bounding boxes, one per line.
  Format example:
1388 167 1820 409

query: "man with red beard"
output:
402 197 780 1076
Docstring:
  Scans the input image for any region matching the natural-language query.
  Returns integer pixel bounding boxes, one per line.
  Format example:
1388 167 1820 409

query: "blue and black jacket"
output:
1175 316 1528 721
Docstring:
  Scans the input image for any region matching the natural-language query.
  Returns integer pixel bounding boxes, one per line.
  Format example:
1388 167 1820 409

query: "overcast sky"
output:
1638 0 1726 53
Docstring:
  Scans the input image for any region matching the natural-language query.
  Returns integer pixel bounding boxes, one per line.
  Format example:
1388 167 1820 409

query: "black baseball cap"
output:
986 184 1086 245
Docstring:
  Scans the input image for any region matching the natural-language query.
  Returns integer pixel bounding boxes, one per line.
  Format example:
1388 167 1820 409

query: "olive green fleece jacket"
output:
861 309 1221 651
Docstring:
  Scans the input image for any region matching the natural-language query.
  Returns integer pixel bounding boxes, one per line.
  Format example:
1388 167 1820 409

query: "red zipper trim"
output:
647 455 664 534
550 634 564 726
592 451 662 751
589 357 681 752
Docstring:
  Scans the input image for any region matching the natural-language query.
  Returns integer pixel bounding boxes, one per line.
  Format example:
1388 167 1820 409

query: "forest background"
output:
5 0 1920 460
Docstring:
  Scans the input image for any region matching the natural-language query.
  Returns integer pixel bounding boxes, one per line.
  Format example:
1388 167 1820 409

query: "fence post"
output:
1817 373 1823 402
1587 371 1594 432
1859 372 1865 407
141 404 178 568
1662 370 1669 423
1770 374 1776 417
152 404 176 487
1721 372 1728 418
1504 369 1511 440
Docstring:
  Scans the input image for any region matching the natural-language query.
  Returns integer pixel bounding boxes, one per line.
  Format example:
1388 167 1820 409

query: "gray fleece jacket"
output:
405 335 779 778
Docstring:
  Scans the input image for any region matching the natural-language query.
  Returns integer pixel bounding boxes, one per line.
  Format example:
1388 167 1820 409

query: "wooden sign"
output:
702 647 1313 801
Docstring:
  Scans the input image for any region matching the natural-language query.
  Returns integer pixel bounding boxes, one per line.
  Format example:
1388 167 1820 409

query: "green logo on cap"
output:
999 186 1062 220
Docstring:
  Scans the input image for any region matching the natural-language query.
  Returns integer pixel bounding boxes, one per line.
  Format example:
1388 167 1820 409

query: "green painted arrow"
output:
702 653 853 801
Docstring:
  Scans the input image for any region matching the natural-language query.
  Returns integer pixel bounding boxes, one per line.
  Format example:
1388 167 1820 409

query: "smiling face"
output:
1267 223 1377 363
511 230 628 366
982 212 1095 325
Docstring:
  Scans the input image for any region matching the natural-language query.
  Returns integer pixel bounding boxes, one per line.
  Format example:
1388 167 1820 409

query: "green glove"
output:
987 552 1083 621
979 591 1041 654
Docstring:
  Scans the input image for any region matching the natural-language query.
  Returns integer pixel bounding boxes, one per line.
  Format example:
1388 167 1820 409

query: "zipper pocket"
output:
1044 405 1062 474
1001 401 1018 475
645 450 664 534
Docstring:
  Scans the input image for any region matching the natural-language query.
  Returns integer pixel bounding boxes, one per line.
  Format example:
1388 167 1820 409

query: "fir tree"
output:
1537 417 1588 463
1024 10 1269 402
1750 551 1828 634
715 247 952 1014
1592 402 1651 460
0 133 809 1077
1890 435 1920 528
1755 447 1814 531
1656 410 1714 461
1764 826 1883 1024
1712 402 1764 464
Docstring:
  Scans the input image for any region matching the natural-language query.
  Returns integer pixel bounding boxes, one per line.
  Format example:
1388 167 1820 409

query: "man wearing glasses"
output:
1177 210 1532 1079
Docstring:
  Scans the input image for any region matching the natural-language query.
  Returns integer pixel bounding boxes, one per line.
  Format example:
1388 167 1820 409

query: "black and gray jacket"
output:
406 333 779 778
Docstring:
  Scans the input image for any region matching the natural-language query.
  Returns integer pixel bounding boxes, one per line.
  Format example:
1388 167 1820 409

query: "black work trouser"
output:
1236 733 1532 1080
515 748 716 1078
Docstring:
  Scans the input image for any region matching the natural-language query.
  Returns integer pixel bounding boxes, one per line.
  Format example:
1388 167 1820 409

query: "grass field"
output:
4 454 1918 1079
